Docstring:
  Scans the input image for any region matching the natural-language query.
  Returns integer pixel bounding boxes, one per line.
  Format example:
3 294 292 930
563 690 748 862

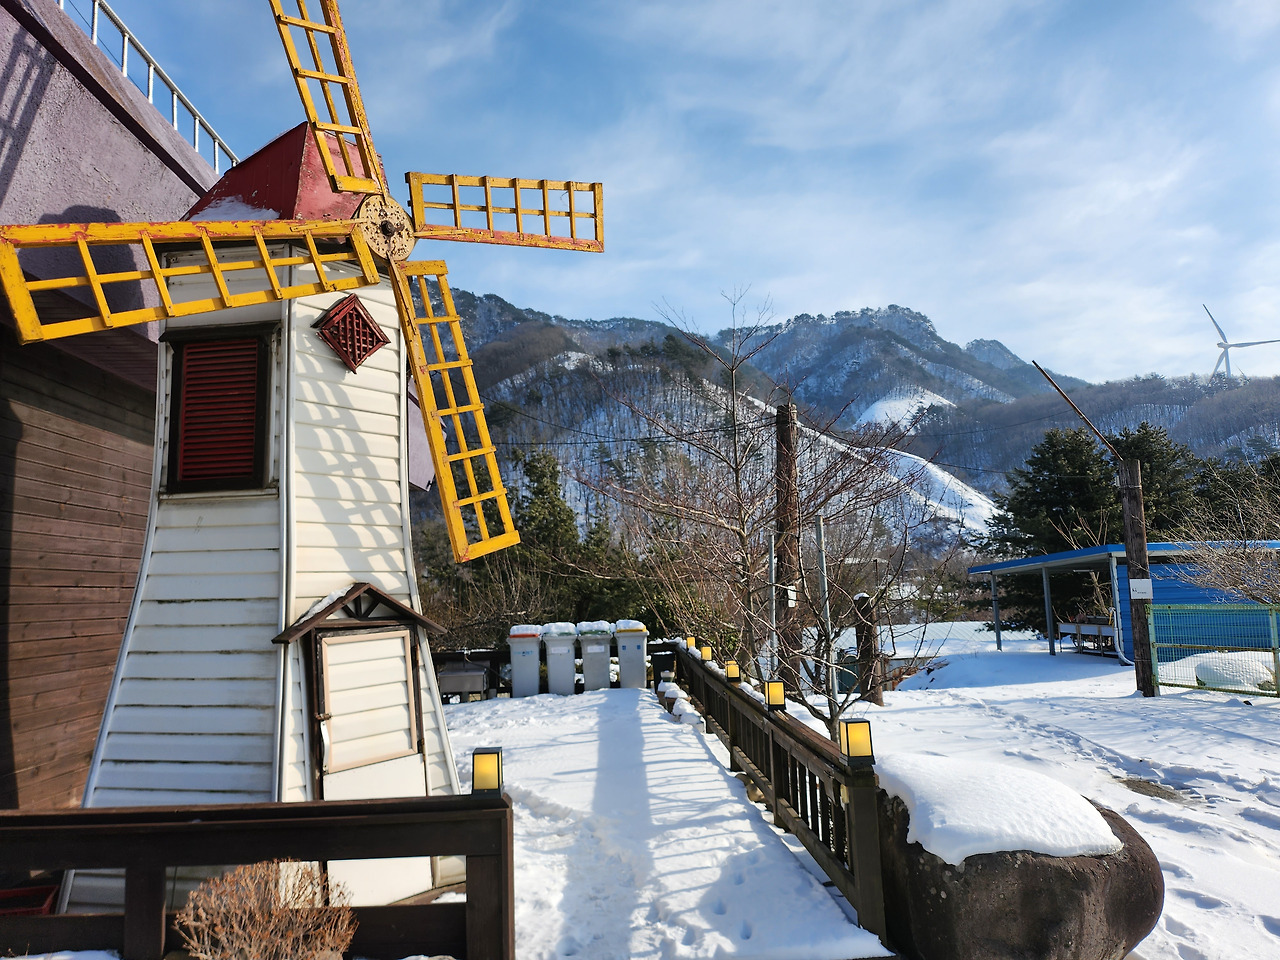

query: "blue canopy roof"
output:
968 541 1280 577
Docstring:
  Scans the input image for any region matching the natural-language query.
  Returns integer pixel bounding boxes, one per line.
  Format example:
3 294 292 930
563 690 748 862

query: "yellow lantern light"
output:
685 636 696 649
838 719 874 767
725 661 741 683
765 679 786 711
471 747 503 795
700 645 714 662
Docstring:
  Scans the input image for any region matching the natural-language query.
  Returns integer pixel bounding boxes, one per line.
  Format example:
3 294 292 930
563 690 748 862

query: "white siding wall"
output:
73 248 462 908
72 286 287 911
287 283 411 620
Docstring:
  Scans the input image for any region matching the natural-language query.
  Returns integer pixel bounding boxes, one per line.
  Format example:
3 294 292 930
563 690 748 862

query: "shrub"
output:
173 860 356 960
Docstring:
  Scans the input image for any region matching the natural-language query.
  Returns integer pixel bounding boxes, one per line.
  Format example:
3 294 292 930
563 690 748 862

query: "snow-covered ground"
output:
445 690 889 960
18 634 1280 960
856 389 955 427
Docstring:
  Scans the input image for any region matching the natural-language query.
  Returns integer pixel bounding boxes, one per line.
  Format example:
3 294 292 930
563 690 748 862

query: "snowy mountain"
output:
445 289 1280 513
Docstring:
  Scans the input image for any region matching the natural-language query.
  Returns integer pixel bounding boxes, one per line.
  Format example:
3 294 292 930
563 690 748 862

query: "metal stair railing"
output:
56 0 238 173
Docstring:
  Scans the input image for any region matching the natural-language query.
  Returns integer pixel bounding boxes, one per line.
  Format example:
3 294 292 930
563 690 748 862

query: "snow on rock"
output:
1174 651 1277 692
445 690 889 959
875 753 1123 866
188 196 281 221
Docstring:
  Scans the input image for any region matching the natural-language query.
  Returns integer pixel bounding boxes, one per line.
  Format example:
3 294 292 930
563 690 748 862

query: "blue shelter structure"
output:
968 542 1280 661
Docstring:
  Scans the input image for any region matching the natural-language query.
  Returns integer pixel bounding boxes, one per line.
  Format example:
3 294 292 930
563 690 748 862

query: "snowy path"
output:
823 637 1280 960
444 690 890 960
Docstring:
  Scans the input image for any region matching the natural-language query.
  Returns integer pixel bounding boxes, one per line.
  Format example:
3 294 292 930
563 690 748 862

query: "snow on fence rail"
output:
1149 603 1280 697
0 795 514 960
663 641 888 939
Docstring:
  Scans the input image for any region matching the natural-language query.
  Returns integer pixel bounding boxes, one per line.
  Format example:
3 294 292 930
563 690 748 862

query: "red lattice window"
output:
314 294 389 372
167 335 269 493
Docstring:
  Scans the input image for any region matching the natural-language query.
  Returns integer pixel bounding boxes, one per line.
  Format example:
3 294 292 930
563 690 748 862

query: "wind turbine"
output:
1205 304 1280 379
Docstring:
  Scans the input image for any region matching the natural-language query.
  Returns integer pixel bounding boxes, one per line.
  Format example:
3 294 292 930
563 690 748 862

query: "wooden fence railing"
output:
664 643 887 939
0 794 514 960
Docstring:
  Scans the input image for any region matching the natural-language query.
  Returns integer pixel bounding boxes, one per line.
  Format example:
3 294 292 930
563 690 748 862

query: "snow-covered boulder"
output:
1193 651 1277 692
876 755 1163 960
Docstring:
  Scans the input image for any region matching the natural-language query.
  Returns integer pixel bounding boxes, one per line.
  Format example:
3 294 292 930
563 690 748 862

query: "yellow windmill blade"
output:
268 0 386 196
406 173 604 253
0 219 379 344
389 259 520 564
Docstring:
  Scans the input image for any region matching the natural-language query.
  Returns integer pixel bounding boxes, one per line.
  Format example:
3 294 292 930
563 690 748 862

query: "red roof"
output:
184 122 384 222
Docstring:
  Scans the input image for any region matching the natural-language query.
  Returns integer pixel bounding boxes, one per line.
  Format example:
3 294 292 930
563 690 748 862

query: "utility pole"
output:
815 515 834 702
776 402 802 691
1120 460 1156 696
1032 362 1157 697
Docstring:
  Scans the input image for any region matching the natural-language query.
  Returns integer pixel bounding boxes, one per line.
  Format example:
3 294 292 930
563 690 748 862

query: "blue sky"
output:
85 0 1280 381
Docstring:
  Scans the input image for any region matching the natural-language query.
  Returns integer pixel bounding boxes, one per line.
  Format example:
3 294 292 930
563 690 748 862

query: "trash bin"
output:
543 622 578 695
615 619 649 689
508 624 543 698
577 620 613 691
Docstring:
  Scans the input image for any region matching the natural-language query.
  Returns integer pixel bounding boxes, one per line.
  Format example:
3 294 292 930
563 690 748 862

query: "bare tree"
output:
582 293 964 738
1171 463 1280 603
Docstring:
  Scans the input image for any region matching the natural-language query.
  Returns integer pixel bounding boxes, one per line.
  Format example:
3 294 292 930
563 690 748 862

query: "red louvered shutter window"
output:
171 338 266 490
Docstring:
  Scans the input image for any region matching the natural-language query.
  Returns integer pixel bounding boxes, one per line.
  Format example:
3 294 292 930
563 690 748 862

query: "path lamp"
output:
765 679 786 711
725 661 741 684
838 718 874 768
700 644 714 662
685 636 697 650
471 747 503 796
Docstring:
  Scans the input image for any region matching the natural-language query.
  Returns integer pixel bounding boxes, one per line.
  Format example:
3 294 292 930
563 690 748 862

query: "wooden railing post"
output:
845 769 886 939
123 863 166 960
465 801 515 960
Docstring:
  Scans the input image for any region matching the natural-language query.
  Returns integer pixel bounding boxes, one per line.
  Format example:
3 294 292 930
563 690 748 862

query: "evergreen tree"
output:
982 423 1203 630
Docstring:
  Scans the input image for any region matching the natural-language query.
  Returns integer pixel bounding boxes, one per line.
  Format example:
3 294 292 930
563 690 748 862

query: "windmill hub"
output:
355 194 414 262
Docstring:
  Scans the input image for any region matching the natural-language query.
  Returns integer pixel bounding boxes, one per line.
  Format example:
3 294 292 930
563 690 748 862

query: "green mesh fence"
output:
1148 604 1280 697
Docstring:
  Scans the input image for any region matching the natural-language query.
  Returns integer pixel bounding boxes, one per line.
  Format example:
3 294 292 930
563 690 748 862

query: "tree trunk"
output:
854 593 884 706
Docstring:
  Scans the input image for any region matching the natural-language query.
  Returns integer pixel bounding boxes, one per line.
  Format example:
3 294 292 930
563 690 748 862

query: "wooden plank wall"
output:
0 324 153 810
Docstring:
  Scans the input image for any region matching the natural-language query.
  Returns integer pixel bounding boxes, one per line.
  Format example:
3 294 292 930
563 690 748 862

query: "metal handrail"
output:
56 0 238 173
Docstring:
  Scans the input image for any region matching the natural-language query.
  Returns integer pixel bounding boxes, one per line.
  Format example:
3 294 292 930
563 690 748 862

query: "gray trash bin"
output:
614 619 648 689
577 620 613 691
508 624 542 698
543 622 578 695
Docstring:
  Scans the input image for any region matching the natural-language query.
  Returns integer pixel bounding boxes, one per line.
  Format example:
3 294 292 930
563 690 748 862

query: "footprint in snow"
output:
1163 915 1193 937
740 921 753 940
1171 887 1227 910
1259 915 1280 937
711 899 726 916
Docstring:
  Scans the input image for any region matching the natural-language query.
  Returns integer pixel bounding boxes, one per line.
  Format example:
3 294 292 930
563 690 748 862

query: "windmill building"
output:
1 0 604 910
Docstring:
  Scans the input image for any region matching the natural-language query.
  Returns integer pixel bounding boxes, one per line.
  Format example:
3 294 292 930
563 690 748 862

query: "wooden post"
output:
465 803 516 960
845 768 886 939
853 593 883 706
122 864 166 960
1120 460 1157 697
775 402 802 692
989 574 1002 651
1042 567 1056 656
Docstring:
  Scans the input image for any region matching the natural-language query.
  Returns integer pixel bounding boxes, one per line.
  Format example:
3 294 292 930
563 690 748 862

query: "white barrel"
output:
577 620 613 691
508 624 542 698
614 619 649 689
542 622 578 696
